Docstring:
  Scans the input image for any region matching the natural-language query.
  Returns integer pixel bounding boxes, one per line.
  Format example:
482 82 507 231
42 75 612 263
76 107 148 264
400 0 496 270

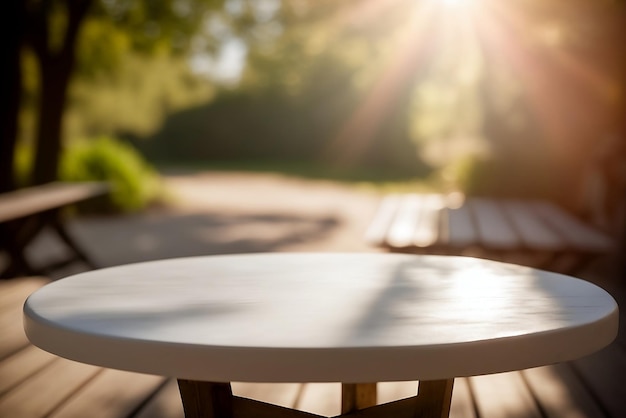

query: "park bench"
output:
367 135 626 275
365 193 615 275
0 181 109 279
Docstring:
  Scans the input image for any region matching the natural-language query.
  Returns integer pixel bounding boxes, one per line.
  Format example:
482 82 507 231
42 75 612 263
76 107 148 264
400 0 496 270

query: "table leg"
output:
175 379 453 418
177 380 233 418
341 383 377 413
415 379 455 418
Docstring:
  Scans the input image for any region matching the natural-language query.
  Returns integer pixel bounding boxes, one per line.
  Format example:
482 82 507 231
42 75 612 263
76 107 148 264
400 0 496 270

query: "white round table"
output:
24 253 618 418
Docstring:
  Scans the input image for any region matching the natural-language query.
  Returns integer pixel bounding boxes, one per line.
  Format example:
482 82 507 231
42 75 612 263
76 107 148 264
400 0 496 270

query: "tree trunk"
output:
32 58 73 185
0 1 25 193
29 0 92 186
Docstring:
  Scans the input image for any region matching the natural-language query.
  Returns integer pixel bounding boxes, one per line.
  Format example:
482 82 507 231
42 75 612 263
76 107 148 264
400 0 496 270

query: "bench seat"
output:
366 193 614 274
0 182 109 279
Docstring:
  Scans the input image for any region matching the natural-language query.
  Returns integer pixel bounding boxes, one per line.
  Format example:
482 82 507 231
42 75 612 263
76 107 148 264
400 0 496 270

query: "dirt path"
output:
29 171 384 278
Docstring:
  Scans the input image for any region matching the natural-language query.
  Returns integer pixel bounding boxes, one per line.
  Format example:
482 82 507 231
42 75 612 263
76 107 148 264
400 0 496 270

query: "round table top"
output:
24 253 618 383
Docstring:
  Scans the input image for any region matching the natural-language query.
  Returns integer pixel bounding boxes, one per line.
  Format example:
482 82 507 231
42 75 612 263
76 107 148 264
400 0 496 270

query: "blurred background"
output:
2 0 625 212
2 3 626 415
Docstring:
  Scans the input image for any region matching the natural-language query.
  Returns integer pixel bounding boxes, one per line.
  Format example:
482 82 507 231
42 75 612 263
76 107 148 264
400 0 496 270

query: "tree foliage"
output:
2 0 224 192
3 0 624 200
137 0 435 174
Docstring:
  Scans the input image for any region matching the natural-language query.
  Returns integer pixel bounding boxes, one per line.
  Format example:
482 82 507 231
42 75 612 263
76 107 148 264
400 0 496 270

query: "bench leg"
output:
1 243 37 278
1 212 99 278
0 218 45 279
49 214 98 269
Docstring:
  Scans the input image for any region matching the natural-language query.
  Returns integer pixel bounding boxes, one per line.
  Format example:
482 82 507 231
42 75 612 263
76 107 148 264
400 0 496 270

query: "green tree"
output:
1 0 221 192
229 0 433 171
26 0 93 187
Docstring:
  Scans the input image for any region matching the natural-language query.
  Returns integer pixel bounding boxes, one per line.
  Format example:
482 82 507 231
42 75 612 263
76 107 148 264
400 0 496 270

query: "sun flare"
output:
324 0 624 172
440 0 476 8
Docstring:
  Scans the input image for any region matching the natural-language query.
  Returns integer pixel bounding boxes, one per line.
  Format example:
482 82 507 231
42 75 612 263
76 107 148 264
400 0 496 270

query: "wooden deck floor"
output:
2 272 625 418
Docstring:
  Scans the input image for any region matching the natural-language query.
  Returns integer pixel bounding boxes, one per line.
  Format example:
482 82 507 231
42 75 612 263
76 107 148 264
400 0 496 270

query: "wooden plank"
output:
448 378 476 418
0 182 108 223
467 198 521 250
440 205 477 249
469 371 542 418
338 397 419 418
412 195 444 248
522 364 605 418
364 195 401 246
134 379 184 418
385 194 425 248
296 383 341 417
0 312 30 360
499 200 567 251
572 343 626 417
233 382 303 410
366 194 444 249
0 345 57 395
0 276 49 312
377 381 417 405
529 201 613 252
234 397 324 418
48 369 165 418
0 357 101 418
0 277 49 360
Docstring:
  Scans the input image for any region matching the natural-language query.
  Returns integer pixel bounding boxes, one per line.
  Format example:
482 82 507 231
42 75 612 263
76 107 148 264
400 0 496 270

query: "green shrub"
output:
60 136 163 212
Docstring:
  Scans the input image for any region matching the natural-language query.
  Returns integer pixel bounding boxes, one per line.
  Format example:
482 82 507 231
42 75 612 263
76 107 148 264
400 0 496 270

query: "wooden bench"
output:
0 181 109 279
365 193 615 275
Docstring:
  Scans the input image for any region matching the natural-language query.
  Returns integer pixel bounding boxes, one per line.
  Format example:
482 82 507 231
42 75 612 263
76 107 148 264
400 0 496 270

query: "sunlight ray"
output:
323 0 439 163
339 0 404 28
473 0 618 156
487 0 620 106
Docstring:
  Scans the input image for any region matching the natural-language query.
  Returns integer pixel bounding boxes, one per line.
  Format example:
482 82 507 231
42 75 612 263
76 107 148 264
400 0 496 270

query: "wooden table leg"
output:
341 383 377 414
415 379 454 418
177 380 233 418
175 380 453 418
